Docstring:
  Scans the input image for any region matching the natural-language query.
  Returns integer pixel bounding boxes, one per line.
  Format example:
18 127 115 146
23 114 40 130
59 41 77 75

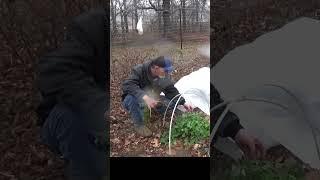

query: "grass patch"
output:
218 160 305 180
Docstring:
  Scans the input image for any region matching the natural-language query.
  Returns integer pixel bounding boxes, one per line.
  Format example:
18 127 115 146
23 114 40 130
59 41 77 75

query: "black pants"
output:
40 103 108 180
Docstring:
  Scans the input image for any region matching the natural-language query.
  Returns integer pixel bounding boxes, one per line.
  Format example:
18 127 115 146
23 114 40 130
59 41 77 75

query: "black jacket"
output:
212 85 243 140
122 60 186 105
36 8 109 134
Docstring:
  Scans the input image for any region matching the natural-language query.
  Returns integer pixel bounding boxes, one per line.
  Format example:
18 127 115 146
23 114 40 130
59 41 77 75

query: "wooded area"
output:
111 0 210 45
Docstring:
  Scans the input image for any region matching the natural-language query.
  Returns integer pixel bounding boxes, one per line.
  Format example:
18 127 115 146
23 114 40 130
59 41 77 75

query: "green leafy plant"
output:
226 160 305 180
160 112 209 145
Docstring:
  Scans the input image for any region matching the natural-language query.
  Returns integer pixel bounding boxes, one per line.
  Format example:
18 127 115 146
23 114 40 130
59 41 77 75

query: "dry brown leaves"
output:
0 62 65 180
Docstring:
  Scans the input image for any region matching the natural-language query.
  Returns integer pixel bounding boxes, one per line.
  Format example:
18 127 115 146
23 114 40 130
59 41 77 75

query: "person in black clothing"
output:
36 8 108 180
121 56 194 137
212 85 266 159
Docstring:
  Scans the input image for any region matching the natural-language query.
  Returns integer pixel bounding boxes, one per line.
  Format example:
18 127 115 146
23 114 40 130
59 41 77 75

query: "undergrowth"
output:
160 112 209 145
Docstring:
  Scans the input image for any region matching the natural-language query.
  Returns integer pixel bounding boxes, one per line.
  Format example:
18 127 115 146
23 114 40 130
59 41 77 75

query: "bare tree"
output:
133 0 138 30
182 0 186 32
195 0 199 32
119 0 124 33
157 0 162 34
162 0 170 37
200 0 207 32
136 0 167 36
123 0 129 33
111 0 209 44
196 1 199 23
111 0 118 34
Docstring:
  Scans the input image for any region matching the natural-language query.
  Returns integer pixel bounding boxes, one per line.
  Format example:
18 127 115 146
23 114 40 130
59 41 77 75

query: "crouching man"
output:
121 56 193 137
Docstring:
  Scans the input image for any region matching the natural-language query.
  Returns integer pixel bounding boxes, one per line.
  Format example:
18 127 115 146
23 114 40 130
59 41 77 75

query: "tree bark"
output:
195 0 199 32
200 0 206 32
182 0 186 32
158 0 162 35
133 0 138 30
123 0 129 33
111 0 117 34
119 1 125 41
162 0 170 38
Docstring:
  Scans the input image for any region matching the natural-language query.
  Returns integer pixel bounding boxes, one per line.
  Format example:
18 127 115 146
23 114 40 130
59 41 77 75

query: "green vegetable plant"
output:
226 160 305 180
160 112 209 145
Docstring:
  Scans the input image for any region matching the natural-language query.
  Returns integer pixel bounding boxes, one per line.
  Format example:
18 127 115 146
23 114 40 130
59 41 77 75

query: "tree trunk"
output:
120 2 125 41
111 0 117 34
195 0 199 32
131 14 134 31
123 0 128 33
162 0 170 38
120 5 124 33
182 0 186 32
191 1 195 31
158 0 162 35
133 0 138 30
200 0 206 32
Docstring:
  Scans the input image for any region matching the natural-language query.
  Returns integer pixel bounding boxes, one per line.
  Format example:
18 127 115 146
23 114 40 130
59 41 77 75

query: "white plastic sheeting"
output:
213 17 320 169
174 67 210 115
137 17 143 35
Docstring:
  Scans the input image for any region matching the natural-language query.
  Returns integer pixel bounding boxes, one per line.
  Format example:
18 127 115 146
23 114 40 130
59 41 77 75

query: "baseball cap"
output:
163 56 174 73
152 56 174 73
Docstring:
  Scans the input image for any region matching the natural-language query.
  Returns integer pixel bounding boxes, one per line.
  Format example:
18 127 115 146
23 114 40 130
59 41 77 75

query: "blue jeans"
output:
40 103 108 180
122 94 181 126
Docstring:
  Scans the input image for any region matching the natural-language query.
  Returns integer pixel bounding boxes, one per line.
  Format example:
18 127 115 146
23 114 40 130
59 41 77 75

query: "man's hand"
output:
142 95 159 109
234 129 266 160
183 102 193 112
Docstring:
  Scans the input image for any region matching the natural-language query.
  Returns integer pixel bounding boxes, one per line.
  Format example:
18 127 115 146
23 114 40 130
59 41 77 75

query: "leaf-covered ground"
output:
0 63 66 179
110 41 210 157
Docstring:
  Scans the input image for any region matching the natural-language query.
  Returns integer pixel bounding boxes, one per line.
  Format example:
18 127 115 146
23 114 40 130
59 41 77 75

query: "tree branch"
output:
148 0 157 9
136 0 163 11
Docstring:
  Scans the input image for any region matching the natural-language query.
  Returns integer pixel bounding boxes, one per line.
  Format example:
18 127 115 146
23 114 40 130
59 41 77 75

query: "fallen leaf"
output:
124 139 130 146
151 138 160 148
193 144 200 150
111 138 121 144
128 133 135 139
